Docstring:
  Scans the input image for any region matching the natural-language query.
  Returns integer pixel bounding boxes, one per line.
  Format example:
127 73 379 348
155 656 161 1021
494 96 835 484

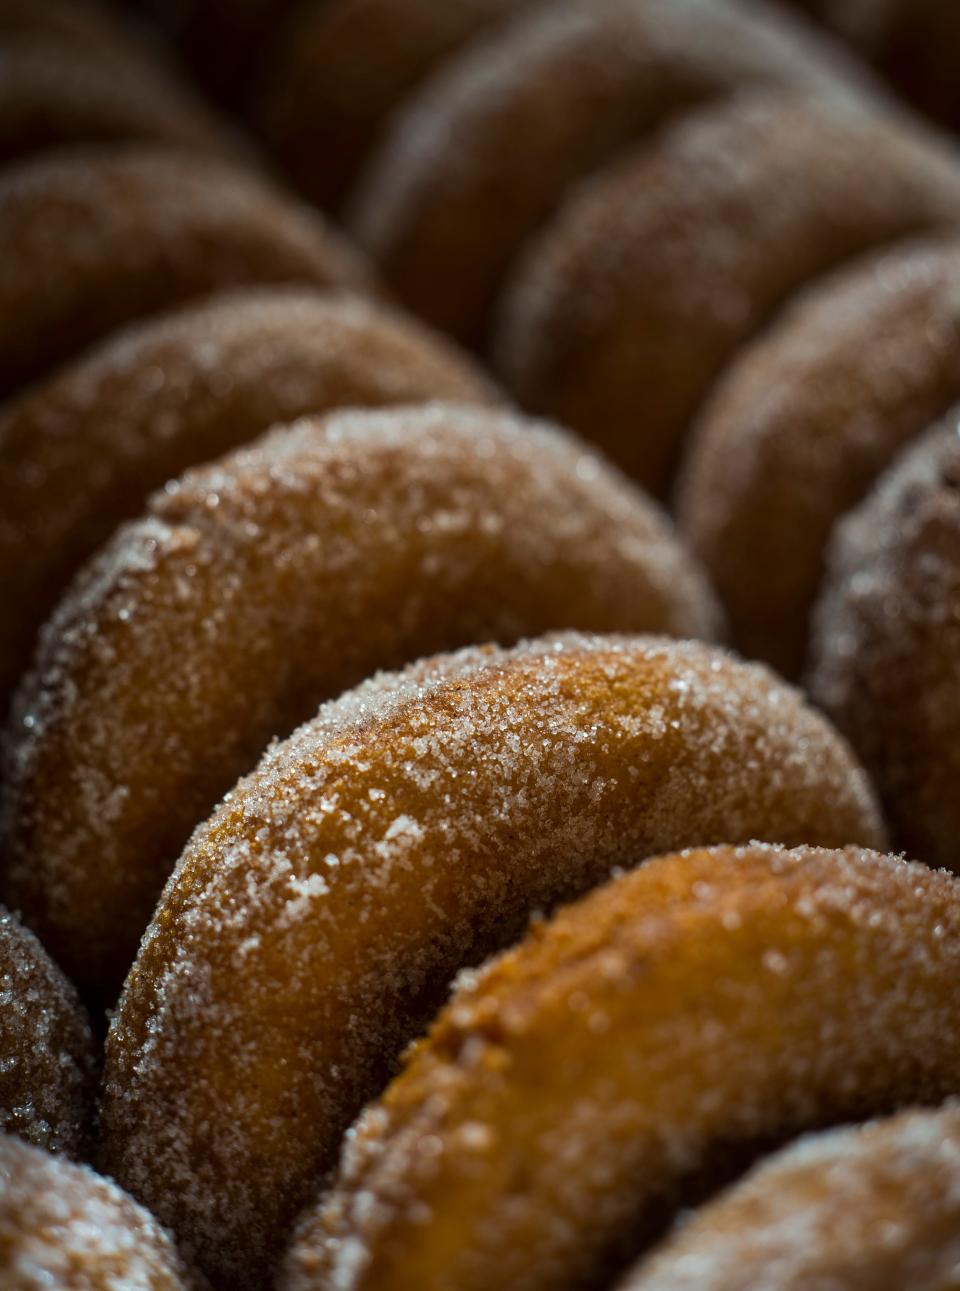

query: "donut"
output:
808 420 960 870
621 1105 960 1290
257 0 532 211
0 905 95 1159
287 843 960 1291
0 146 370 400
0 1134 197 1290
0 287 497 707
0 0 153 62
495 94 960 497
350 0 870 344
3 405 722 1000
0 33 239 167
100 635 883 1288
677 238 960 677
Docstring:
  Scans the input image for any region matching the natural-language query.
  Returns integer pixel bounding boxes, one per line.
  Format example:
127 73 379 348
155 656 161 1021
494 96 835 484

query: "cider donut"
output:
288 843 960 1291
678 238 960 677
621 1105 960 1290
258 0 532 211
0 906 95 1159
0 287 496 706
0 1134 197 1290
100 635 883 1289
808 420 960 871
0 146 370 400
350 0 870 344
3 405 722 1001
496 94 960 496
0 34 238 166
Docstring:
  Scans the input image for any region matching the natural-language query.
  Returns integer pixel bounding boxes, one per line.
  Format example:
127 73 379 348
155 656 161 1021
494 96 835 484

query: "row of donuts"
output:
3 1 960 1288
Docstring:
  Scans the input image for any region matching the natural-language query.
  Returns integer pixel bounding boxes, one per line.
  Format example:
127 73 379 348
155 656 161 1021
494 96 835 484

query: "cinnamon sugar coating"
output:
101 635 881 1288
0 288 496 705
290 844 960 1291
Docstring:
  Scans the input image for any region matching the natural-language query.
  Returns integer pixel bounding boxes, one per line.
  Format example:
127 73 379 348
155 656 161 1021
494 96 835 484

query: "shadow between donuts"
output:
100 634 883 1288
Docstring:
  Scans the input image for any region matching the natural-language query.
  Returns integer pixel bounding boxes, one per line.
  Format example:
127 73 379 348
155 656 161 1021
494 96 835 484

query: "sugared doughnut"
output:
3 406 722 1000
621 1105 960 1290
0 35 238 166
350 0 870 344
808 420 960 870
677 238 960 677
101 635 883 1289
0 906 94 1159
288 843 960 1291
496 94 960 496
258 0 531 211
0 146 370 400
0 0 153 62
0 1134 197 1289
0 288 497 707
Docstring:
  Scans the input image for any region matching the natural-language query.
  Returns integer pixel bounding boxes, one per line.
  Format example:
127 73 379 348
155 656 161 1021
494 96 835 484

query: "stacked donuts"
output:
3 1 960 1289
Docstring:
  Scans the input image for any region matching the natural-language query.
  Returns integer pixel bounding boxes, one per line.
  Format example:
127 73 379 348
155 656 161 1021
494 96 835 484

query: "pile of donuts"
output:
3 0 960 1287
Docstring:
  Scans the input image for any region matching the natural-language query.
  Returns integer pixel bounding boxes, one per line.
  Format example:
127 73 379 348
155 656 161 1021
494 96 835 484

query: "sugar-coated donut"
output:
808 420 960 871
0 35 237 167
496 95 960 496
0 0 156 63
0 146 370 400
0 288 496 707
351 0 868 344
289 843 960 1291
0 906 94 1159
101 635 882 1289
621 1105 960 1290
258 0 531 211
678 238 960 677
0 1134 197 1290
3 406 722 1001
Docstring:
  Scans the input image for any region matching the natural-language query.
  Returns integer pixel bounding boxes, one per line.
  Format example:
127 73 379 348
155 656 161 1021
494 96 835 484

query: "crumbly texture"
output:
808 419 960 870
100 634 882 1289
0 1135 196 1290
3 404 721 1001
677 236 960 677
0 906 95 1159
621 1105 960 1289
496 93 960 496
0 287 496 705
289 844 960 1291
0 145 370 399
350 0 869 344
258 0 532 211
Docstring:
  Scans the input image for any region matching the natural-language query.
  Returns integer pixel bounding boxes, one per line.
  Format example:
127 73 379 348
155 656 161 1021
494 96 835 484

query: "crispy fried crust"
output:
0 146 370 399
621 1105 960 1290
809 420 960 870
0 289 496 705
3 407 721 1000
100 636 881 1289
288 844 960 1291
678 238 960 676
496 95 960 496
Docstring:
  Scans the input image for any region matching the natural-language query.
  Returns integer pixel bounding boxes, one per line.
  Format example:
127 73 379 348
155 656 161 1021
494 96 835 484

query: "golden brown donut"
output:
288 843 960 1291
3 405 722 1000
808 420 960 871
0 0 151 61
0 287 497 707
258 0 532 211
0 905 95 1159
101 638 882 1289
0 1134 197 1289
350 0 870 344
677 238 960 678
496 94 960 497
621 1105 960 1290
0 36 238 166
0 146 370 400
